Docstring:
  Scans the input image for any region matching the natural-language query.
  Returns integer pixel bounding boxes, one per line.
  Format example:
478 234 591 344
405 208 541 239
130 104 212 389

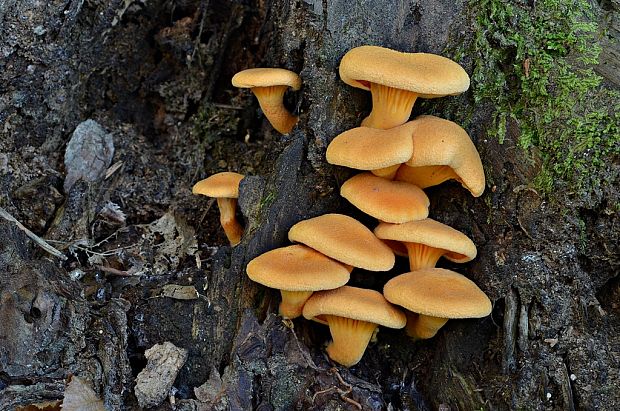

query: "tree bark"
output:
1 0 618 410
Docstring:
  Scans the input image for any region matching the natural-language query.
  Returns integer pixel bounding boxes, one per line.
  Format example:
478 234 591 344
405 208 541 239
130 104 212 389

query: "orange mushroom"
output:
232 68 301 134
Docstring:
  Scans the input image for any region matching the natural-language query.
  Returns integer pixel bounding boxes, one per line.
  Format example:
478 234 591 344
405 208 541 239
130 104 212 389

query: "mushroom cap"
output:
404 115 485 197
303 286 406 328
374 218 477 263
383 269 492 318
326 122 414 170
192 172 244 198
246 245 350 291
288 213 395 271
341 173 429 223
232 68 302 91
339 46 470 96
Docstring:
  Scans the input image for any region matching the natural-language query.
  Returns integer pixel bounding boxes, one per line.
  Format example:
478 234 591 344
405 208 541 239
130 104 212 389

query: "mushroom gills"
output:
405 312 449 340
404 242 448 271
251 85 298 134
361 83 418 130
396 165 461 189
323 314 378 367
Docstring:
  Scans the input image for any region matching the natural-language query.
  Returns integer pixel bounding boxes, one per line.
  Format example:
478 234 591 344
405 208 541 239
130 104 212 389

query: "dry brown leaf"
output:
63 120 114 193
161 284 199 300
61 375 106 411
15 401 61 411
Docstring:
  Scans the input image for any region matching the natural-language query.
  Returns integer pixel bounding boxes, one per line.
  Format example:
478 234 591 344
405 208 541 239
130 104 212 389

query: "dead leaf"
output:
62 375 106 411
15 401 61 411
64 119 114 192
544 338 559 347
161 284 199 300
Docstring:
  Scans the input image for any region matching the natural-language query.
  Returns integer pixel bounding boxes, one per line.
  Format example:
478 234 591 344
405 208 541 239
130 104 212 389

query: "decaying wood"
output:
1 0 619 409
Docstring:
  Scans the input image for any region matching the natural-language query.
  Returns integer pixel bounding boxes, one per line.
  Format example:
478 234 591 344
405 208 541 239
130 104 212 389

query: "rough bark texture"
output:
1 0 619 410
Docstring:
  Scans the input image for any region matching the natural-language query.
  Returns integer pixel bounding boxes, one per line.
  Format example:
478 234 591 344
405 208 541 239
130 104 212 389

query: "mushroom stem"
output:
404 312 449 340
251 86 298 134
397 165 461 189
217 197 243 246
371 164 400 180
404 242 446 271
279 290 314 319
361 83 418 130
324 314 377 367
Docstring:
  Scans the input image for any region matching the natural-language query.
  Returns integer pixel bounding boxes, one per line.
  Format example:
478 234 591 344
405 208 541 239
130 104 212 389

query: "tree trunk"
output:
1 0 618 410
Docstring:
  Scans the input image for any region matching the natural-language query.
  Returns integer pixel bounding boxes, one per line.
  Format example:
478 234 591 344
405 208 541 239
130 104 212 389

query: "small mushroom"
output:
288 213 395 272
374 218 476 271
395 115 485 197
326 122 414 179
340 172 429 223
192 172 244 246
246 245 351 318
303 286 406 367
383 268 492 339
339 46 470 130
232 68 301 134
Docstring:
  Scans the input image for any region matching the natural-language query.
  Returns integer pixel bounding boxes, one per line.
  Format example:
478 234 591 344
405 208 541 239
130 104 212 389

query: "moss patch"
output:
460 0 620 194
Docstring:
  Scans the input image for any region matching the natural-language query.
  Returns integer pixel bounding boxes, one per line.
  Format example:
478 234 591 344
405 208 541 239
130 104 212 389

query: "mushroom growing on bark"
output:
246 245 351 318
303 286 406 367
340 172 429 223
326 121 414 179
288 213 395 272
339 46 470 130
374 218 476 271
192 172 244 246
232 68 301 134
395 115 485 197
383 268 492 340
339 45 469 179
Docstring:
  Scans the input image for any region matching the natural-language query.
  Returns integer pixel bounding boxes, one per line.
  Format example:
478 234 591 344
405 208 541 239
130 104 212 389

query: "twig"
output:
0 206 67 260
95 265 132 276
212 103 244 110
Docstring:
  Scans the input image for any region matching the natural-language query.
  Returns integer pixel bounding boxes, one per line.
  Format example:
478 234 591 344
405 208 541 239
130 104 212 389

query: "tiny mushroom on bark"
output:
192 172 244 246
340 172 429 223
246 245 351 319
395 115 485 197
383 268 492 340
288 213 395 272
374 218 477 271
339 46 470 130
232 68 301 134
303 286 406 367
326 122 415 179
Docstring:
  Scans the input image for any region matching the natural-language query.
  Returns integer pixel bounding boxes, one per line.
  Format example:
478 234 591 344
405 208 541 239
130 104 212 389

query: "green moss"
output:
464 0 620 194
260 191 276 210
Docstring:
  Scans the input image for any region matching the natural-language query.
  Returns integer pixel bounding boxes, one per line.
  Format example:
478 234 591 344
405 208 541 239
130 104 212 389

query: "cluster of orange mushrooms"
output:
192 46 492 367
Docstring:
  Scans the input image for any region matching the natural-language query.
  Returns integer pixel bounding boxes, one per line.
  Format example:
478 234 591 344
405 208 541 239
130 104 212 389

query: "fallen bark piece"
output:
134 342 189 408
62 376 105 411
